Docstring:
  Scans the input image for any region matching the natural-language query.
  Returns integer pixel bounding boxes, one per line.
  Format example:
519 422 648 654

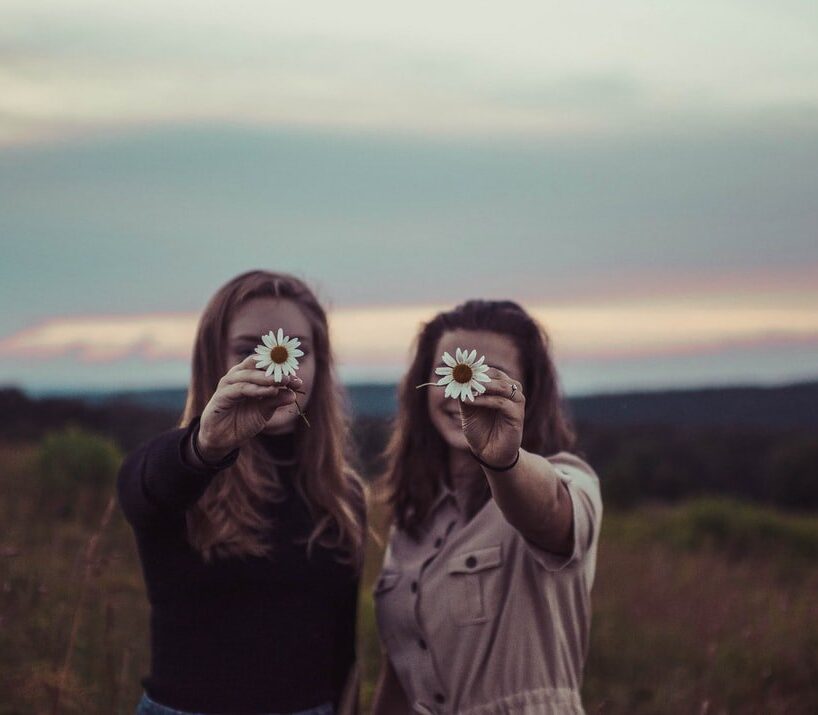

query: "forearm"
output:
482 449 573 554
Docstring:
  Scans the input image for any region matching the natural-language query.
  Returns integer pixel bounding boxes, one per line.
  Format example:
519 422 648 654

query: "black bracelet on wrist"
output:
468 447 521 472
191 422 237 469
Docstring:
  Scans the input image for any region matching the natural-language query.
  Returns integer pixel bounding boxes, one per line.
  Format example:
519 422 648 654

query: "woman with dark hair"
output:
117 270 366 715
371 299 603 715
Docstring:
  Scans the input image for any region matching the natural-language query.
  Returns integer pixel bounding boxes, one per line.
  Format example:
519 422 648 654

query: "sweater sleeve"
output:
116 415 240 530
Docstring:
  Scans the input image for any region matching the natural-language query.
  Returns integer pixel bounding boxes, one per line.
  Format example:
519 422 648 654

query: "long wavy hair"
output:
380 299 576 538
180 270 366 569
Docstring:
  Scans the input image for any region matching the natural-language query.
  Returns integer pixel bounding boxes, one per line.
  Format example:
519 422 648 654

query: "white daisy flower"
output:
434 348 492 402
252 328 304 382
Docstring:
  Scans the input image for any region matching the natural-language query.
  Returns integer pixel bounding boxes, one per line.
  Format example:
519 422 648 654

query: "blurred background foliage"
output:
1 390 816 714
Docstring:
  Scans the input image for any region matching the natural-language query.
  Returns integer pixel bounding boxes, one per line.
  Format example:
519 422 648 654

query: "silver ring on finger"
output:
510 382 518 400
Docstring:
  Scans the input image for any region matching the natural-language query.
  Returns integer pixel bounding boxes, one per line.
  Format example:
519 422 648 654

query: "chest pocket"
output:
373 569 401 596
372 568 402 648
446 544 504 625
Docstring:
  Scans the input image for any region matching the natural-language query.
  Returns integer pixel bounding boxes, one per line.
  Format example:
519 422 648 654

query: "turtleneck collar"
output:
256 429 297 465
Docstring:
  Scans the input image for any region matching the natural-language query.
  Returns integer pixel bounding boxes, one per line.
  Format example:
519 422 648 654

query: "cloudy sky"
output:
1 1 817 394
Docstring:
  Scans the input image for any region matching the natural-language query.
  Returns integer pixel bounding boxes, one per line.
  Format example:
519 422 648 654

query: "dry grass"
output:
1 438 816 714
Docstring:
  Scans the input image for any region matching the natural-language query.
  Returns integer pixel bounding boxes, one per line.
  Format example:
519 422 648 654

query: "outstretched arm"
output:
116 416 239 530
481 449 574 554
459 367 576 555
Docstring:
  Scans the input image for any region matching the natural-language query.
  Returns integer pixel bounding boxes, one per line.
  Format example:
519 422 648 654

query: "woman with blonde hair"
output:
371 299 603 715
117 270 366 715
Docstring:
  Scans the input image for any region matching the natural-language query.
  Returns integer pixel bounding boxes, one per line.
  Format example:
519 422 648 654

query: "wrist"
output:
193 424 233 466
469 447 521 472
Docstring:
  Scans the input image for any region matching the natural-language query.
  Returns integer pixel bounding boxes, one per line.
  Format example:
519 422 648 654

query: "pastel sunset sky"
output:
1 1 817 393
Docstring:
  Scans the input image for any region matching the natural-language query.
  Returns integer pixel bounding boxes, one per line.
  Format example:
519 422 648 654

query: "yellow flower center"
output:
270 346 289 364
453 364 473 384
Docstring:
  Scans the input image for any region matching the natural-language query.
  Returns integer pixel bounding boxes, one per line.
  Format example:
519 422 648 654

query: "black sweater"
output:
116 416 363 714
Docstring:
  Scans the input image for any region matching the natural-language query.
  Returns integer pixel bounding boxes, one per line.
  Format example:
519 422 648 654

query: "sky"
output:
1 1 817 394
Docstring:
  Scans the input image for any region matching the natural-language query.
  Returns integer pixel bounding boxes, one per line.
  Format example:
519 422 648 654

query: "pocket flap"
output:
373 569 401 595
447 544 502 574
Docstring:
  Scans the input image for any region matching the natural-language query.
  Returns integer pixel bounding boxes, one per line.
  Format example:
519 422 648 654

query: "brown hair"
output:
380 299 575 537
180 270 365 569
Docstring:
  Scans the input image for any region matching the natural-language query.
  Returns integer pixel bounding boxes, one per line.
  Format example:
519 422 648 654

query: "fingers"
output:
223 369 302 390
484 367 512 381
219 381 285 402
218 383 299 417
460 395 517 411
475 374 524 403
226 355 260 374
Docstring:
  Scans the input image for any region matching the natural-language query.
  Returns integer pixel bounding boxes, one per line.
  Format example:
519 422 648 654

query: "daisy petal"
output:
255 358 272 368
444 381 457 398
262 333 273 348
455 348 464 363
435 366 453 376
266 364 275 377
467 349 477 364
436 375 454 385
474 372 492 382
291 349 304 358
274 365 283 382
473 355 485 367
442 351 456 367
463 386 475 401
276 328 284 344
472 380 486 394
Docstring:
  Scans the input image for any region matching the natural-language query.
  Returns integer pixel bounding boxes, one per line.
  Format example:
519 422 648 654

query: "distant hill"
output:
568 381 818 430
23 379 818 429
4 381 817 509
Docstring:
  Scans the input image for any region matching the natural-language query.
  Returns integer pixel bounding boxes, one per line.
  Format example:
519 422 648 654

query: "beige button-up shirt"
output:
373 451 603 715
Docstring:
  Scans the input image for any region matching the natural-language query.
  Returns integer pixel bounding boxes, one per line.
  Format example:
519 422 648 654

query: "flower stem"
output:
288 388 311 427
415 382 440 389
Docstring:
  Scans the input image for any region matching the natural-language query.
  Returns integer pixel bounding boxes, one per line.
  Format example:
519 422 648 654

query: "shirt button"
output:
411 580 418 593
434 693 446 704
418 638 427 649
465 555 477 568
434 537 443 548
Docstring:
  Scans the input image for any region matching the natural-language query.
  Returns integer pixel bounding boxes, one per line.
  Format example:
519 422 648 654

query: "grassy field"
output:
1 430 817 714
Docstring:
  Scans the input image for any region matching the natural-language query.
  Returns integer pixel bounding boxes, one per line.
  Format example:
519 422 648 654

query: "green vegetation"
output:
35 426 122 520
1 430 816 713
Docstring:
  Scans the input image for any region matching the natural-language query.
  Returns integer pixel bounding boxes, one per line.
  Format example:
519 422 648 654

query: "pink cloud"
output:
2 299 817 370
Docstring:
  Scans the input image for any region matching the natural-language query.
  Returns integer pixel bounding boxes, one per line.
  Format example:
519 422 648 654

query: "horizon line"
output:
9 373 818 402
